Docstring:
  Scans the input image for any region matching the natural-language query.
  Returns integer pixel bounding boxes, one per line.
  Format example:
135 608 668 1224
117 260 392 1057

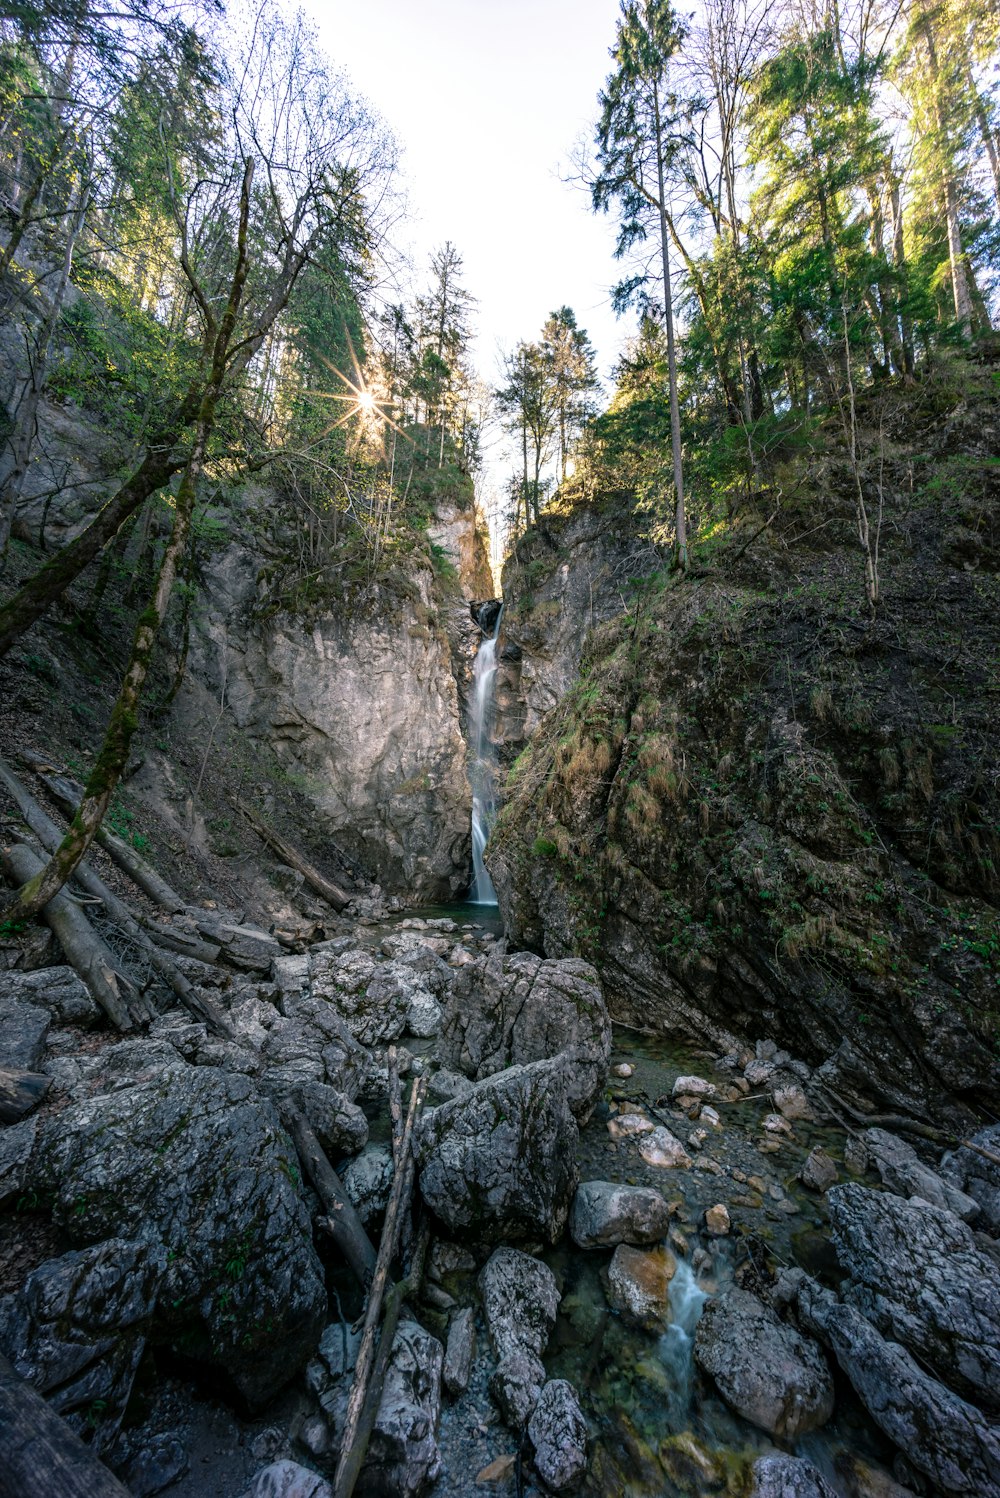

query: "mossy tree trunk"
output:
0 161 254 924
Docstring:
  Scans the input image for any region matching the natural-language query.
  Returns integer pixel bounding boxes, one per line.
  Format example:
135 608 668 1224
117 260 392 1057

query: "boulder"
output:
415 1061 578 1245
797 1277 1000 1498
671 1075 716 1100
359 1320 443 1498
0 991 50 1070
862 1129 978 1221
2 966 98 1026
341 1145 395 1228
607 1111 655 1139
114 1431 189 1496
704 1204 731 1236
800 1147 838 1193
528 1380 588 1492
405 989 442 1039
942 1125 1000 1235
238 1462 333 1498
261 996 370 1098
33 1065 326 1407
481 1248 560 1428
637 1127 691 1169
750 1455 838 1498
694 1289 834 1439
772 1083 815 1122
0 1117 37 1207
491 1350 546 1428
0 1238 163 1451
606 1244 676 1331
259 1076 368 1157
442 1307 475 1398
827 1184 1000 1410
439 949 610 1122
569 1181 672 1249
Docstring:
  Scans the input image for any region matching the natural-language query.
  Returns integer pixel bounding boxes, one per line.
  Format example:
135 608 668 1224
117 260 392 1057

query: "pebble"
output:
608 1112 655 1140
612 1063 634 1078
704 1204 731 1236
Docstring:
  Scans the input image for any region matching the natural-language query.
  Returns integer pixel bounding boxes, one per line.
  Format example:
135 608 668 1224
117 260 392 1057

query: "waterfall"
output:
658 1259 708 1415
469 605 503 904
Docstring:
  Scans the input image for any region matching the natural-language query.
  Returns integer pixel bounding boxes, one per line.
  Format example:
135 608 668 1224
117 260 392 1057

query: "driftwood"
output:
0 1066 51 1123
139 918 223 966
22 753 186 914
0 757 234 1039
239 803 351 912
285 1108 377 1286
2 843 139 1031
333 1075 427 1498
0 1352 133 1498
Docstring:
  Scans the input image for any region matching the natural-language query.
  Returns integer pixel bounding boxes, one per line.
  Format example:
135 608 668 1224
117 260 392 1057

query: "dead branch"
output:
285 1107 377 1287
238 802 351 912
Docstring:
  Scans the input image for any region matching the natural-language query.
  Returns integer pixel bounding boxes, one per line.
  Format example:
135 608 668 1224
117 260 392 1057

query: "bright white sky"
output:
306 0 634 533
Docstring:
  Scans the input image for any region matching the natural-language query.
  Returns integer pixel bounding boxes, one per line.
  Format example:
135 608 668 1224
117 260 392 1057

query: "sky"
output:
306 0 634 536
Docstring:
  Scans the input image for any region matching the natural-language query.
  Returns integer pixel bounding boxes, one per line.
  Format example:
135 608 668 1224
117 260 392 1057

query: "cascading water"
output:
658 1258 709 1417
468 605 503 904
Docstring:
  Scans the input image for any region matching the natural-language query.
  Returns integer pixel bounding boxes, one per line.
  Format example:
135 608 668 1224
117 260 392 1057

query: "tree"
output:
540 307 599 481
591 0 691 570
415 239 477 463
496 339 557 526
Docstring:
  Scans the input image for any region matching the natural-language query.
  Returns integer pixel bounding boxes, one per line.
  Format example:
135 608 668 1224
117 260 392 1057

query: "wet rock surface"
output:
694 1288 835 1439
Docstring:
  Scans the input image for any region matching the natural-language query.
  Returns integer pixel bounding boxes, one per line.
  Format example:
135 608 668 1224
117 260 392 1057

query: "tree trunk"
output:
285 1109 377 1286
239 804 351 912
653 79 687 571
0 1067 51 1123
0 1352 132 1498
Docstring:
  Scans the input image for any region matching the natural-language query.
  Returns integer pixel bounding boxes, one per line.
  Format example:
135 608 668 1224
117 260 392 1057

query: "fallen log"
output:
0 757 234 1039
333 1074 427 1498
0 1066 51 1123
1 844 137 1031
238 803 351 912
24 758 185 914
0 1351 133 1498
139 919 223 966
285 1108 377 1287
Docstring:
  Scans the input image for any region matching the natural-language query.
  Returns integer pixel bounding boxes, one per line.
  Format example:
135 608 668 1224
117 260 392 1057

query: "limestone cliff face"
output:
174 524 479 904
488 401 1000 1124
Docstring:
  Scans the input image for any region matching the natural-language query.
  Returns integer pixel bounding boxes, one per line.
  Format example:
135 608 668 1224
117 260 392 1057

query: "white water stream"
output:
468 606 503 905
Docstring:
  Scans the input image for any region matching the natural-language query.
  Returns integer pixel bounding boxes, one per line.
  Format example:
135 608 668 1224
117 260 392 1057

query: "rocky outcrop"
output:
827 1185 1000 1410
694 1288 834 1439
414 1060 579 1245
31 1064 327 1407
797 1277 1000 1497
439 948 610 1121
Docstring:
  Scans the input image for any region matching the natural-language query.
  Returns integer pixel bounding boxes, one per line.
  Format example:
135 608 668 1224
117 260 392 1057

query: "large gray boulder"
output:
0 990 50 1069
0 1238 163 1451
261 994 371 1097
862 1129 978 1221
528 1379 588 1492
0 1117 37 1207
750 1455 837 1498
480 1248 561 1429
415 1060 578 1245
358 1319 443 1498
2 966 99 1026
694 1289 834 1439
238 1463 333 1498
797 1277 1000 1498
943 1124 1000 1235
569 1180 671 1249
33 1065 326 1407
828 1184 1000 1410
439 949 610 1121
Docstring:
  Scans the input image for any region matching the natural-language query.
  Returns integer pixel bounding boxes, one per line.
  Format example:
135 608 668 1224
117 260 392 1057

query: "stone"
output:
607 1111 655 1139
694 1289 834 1439
862 1129 978 1221
671 1075 716 1100
2 966 98 1026
773 1083 815 1122
425 1068 473 1103
116 1433 189 1497
260 1076 368 1157
700 1105 722 1128
797 1277 1000 1498
941 1124 1000 1234
800 1147 839 1193
415 1061 579 1245
750 1454 837 1498
704 1204 731 1236
324 956 411 1047
32 1065 326 1408
606 1244 676 1330
637 1127 691 1169
439 949 611 1122
360 1320 443 1498
744 1059 776 1087
341 1145 395 1227
527 1380 588 1492
826 1183 1000 1410
0 1238 163 1451
0 991 50 1070
491 1351 546 1428
443 1307 475 1397
0 1117 37 1207
569 1180 672 1249
406 989 442 1038
237 1461 333 1498
763 1113 793 1135
612 1062 634 1078
480 1248 561 1363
